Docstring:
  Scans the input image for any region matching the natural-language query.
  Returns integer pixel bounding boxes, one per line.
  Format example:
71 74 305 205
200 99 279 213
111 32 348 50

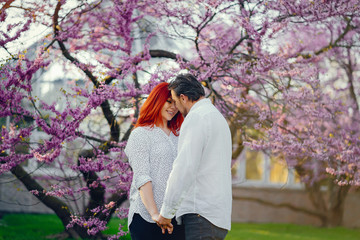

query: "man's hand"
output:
153 214 173 234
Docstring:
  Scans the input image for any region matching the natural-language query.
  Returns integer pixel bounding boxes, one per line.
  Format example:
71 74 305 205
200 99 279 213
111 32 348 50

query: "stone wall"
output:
0 174 53 214
1 174 359 228
232 186 360 228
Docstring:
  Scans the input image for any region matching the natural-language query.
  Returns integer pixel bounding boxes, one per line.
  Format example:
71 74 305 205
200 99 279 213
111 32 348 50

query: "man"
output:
155 74 232 239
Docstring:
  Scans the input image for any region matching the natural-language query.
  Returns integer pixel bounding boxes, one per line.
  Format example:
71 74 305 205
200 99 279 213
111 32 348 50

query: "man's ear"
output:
180 94 187 102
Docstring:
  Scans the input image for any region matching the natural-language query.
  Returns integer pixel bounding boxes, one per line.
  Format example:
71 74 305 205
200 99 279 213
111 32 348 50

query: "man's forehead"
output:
170 90 177 97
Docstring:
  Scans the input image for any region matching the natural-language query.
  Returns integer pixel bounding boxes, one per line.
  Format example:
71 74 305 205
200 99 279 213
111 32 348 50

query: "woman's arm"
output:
139 181 159 221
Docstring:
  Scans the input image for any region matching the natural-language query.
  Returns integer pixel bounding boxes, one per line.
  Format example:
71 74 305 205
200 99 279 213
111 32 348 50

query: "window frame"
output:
232 146 303 189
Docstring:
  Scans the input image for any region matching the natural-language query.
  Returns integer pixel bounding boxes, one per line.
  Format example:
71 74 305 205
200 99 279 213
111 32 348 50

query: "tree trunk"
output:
326 182 350 227
304 182 328 226
304 180 350 227
326 204 345 227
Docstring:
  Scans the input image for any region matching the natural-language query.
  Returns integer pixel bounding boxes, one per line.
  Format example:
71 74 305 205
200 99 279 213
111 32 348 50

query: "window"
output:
232 147 301 188
245 150 264 180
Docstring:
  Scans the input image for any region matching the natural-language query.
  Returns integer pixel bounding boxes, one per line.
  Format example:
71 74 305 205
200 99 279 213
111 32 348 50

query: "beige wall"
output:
232 186 360 228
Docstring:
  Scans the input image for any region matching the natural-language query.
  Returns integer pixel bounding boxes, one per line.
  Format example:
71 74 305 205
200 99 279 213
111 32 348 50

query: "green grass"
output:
0 214 65 240
103 217 130 240
0 214 129 240
0 214 359 240
226 222 360 240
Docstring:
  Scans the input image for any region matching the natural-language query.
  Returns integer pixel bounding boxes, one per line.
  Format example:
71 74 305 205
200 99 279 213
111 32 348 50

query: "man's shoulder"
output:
193 101 222 117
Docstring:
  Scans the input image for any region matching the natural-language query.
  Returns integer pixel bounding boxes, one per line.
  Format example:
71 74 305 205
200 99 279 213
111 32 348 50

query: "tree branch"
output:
53 0 119 142
300 18 357 59
10 164 83 238
233 195 326 219
149 49 187 61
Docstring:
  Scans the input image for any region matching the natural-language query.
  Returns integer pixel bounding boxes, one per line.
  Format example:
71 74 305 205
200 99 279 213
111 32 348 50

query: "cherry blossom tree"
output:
142 0 360 227
1 0 360 238
244 1 360 227
1 0 157 238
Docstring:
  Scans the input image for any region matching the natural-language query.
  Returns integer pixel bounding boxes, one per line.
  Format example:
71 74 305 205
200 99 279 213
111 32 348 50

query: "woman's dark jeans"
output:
182 214 228 240
129 213 185 240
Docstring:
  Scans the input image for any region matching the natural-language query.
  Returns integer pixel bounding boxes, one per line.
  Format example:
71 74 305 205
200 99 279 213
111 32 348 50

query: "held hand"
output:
154 214 173 234
151 213 168 233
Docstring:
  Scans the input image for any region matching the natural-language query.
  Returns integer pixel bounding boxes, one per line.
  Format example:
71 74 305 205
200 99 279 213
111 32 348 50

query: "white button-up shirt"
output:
160 98 232 230
125 126 178 228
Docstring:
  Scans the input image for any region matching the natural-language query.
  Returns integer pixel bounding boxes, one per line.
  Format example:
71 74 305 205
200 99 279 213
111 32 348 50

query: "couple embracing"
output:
125 74 232 240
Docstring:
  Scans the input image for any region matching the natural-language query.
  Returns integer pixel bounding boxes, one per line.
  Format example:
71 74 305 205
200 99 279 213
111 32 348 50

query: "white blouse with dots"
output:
124 126 178 227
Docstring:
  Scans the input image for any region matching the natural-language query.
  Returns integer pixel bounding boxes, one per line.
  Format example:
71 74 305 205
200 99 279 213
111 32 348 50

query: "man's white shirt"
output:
160 98 232 230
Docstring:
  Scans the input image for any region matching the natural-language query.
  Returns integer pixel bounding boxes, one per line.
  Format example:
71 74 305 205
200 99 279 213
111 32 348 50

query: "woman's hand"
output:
151 212 160 222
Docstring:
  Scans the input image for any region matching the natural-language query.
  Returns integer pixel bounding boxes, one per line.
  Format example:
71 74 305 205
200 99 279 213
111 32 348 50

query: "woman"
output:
125 82 185 240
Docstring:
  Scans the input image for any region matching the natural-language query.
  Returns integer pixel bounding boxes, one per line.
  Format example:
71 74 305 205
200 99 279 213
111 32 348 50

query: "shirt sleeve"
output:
160 113 206 218
125 128 152 189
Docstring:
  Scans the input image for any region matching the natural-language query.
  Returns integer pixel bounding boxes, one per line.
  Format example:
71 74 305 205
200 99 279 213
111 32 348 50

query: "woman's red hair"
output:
134 82 183 136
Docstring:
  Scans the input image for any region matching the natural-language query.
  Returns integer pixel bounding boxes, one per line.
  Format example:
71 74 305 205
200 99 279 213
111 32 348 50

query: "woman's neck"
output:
157 124 171 136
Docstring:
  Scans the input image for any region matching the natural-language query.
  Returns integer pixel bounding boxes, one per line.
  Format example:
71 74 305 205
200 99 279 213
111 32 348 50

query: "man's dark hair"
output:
168 73 205 101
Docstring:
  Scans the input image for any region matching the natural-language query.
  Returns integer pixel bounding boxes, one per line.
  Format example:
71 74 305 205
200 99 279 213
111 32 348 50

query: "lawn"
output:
0 214 129 240
226 222 360 240
0 214 359 240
